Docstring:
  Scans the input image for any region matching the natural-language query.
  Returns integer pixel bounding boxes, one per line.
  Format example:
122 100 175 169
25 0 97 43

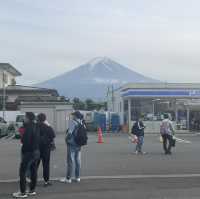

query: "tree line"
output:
71 98 107 111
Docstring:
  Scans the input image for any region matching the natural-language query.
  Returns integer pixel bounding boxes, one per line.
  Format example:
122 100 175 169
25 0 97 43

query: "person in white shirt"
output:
160 114 175 155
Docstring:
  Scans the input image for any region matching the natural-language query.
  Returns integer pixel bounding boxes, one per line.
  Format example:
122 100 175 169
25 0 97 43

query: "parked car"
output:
0 117 9 138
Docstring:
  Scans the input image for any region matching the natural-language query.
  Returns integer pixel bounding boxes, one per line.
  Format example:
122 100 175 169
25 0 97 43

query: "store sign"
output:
189 90 200 96
121 89 200 97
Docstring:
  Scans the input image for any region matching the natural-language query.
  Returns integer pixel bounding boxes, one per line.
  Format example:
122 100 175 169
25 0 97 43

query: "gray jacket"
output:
160 119 175 135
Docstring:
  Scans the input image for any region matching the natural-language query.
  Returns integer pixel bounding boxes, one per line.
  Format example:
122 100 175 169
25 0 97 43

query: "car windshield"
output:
16 115 25 123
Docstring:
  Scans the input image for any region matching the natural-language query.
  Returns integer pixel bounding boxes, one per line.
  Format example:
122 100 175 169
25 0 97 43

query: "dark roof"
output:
0 63 22 76
0 85 59 96
7 85 57 91
16 96 60 102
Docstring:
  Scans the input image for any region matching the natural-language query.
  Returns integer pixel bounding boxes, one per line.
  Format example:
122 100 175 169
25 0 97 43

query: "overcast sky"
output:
1 0 200 84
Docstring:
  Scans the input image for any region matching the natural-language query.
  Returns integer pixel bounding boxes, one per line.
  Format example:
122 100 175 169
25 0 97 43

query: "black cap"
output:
72 111 83 119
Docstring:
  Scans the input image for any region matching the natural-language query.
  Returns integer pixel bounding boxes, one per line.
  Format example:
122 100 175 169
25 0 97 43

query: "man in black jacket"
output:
13 112 40 198
37 113 55 186
131 117 146 155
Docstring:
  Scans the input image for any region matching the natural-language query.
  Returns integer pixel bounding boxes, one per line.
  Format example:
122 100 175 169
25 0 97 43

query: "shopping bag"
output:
160 136 163 143
171 137 176 147
129 135 138 144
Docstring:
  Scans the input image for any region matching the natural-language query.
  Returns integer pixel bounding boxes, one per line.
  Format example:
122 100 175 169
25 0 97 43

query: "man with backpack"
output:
37 113 56 186
60 111 87 183
160 113 175 155
13 112 40 198
131 116 146 155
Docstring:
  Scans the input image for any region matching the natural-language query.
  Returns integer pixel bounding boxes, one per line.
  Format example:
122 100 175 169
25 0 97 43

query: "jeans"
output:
19 151 40 193
135 136 144 152
66 145 81 179
162 134 173 154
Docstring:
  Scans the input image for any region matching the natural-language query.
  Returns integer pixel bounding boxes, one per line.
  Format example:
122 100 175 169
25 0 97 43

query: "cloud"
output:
1 0 200 85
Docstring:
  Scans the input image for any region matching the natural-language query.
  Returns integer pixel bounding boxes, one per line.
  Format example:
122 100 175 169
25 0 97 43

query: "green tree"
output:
85 99 96 111
72 97 85 110
85 99 107 111
72 97 107 111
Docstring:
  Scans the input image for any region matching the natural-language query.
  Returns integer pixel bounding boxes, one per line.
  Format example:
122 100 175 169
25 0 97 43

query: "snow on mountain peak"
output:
87 57 114 72
93 77 120 84
88 57 106 66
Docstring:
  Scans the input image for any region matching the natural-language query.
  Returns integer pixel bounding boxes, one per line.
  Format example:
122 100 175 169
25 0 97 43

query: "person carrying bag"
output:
160 114 175 155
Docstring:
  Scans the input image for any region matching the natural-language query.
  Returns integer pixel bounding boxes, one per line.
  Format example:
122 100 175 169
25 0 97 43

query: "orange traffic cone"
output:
97 127 104 144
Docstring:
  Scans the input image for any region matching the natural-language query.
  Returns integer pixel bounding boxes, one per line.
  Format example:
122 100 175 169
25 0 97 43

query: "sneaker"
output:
60 178 72 183
44 181 52 187
26 190 36 196
134 151 138 155
75 178 80 182
12 191 28 198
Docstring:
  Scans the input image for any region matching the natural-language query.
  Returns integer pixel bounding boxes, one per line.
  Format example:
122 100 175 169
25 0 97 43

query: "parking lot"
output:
1 133 200 198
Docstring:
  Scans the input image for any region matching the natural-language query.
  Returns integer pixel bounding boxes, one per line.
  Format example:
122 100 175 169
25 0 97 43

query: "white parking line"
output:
158 136 191 144
173 136 191 144
1 174 200 183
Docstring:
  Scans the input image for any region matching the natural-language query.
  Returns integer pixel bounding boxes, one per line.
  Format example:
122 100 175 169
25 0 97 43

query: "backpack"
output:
74 123 88 146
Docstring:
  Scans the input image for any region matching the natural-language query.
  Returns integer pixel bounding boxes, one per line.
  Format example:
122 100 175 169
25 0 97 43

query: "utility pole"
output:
2 71 6 121
112 84 114 111
106 86 110 111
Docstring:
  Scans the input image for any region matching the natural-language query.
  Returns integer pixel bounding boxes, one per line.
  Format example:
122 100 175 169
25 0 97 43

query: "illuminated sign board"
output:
121 89 200 98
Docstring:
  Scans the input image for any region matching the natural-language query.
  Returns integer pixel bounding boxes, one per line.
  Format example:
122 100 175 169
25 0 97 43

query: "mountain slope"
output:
37 57 160 99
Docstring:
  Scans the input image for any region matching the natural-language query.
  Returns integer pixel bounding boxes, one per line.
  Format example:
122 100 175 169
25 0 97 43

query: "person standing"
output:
60 111 87 183
160 113 175 155
13 112 40 198
131 117 146 154
37 113 56 186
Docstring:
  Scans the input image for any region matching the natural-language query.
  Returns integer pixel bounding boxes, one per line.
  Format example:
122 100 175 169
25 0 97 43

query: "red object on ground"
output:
97 127 104 144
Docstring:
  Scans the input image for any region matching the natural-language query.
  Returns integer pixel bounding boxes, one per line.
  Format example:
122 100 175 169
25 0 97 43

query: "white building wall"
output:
0 70 16 88
0 111 22 122
20 103 73 134
20 107 55 126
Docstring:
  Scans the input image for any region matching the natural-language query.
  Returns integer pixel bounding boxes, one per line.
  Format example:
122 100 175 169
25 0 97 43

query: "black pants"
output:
37 147 51 182
162 134 173 154
20 151 40 193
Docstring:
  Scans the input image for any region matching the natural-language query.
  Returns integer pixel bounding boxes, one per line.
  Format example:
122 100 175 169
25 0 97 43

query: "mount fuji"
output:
37 57 160 100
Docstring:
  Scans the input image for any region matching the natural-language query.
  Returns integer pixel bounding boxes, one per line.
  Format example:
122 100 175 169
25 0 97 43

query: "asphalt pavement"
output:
1 133 200 198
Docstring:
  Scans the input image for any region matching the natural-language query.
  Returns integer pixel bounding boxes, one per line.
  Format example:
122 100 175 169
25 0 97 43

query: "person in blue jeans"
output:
131 117 146 154
60 111 84 183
